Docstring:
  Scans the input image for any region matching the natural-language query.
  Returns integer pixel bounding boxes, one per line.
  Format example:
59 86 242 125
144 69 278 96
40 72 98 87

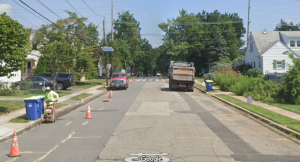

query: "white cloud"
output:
0 4 12 15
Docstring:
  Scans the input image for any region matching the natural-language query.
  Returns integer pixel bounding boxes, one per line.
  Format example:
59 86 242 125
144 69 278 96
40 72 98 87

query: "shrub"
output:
203 72 216 80
230 76 258 95
217 68 239 76
281 51 300 104
246 68 263 78
214 73 237 91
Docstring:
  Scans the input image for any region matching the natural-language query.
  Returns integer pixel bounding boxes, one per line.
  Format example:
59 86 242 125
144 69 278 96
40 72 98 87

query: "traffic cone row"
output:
9 131 21 157
86 104 92 119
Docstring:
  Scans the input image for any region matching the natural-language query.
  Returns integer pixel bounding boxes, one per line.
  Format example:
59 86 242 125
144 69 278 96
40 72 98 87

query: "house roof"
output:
279 31 300 38
26 50 41 60
251 31 280 55
251 31 300 57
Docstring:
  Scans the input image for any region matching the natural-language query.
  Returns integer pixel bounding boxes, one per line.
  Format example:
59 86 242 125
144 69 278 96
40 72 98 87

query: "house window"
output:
297 41 300 47
276 61 282 69
249 41 253 52
273 60 285 70
27 62 31 69
290 40 295 47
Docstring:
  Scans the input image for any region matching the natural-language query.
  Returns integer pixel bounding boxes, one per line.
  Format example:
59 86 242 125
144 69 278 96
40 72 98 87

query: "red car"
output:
110 73 129 90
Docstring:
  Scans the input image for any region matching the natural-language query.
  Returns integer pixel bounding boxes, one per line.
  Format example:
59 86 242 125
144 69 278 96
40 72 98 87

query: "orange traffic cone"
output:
9 131 21 157
109 90 113 98
133 77 135 81
86 104 92 119
131 79 133 83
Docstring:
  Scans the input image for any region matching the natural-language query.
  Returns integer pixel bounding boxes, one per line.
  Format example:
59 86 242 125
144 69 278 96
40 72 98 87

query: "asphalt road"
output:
1 76 300 162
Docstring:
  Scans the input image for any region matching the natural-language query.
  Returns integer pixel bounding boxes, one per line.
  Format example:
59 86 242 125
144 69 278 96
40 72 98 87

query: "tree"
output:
41 41 75 87
275 19 300 31
157 9 245 74
107 40 122 75
114 11 142 74
32 11 100 79
281 51 300 104
0 13 31 77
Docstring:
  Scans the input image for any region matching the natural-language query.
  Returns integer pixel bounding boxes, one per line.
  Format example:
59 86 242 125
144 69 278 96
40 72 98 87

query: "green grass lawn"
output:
70 93 93 100
0 90 71 98
97 86 106 90
9 114 30 123
263 101 300 115
216 94 300 133
194 83 217 92
69 79 106 89
0 101 25 115
195 76 204 82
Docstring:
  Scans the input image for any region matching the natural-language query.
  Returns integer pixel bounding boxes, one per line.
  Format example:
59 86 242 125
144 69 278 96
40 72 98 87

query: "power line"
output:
37 0 62 19
82 0 105 18
1 0 39 28
18 0 59 27
65 0 85 18
12 0 49 24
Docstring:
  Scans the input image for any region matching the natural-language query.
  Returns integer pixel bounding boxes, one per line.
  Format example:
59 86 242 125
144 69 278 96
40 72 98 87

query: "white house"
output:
245 31 300 74
0 50 42 87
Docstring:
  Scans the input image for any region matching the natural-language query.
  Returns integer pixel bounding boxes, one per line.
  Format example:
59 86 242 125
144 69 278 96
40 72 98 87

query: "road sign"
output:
101 47 114 51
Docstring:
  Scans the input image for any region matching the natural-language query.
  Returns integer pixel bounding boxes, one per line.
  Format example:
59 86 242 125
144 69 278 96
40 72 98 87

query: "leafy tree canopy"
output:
0 13 31 77
275 19 300 31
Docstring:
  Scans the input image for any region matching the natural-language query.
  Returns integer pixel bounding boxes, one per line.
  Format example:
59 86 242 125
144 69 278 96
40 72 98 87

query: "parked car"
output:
38 72 75 90
110 73 129 90
14 76 55 91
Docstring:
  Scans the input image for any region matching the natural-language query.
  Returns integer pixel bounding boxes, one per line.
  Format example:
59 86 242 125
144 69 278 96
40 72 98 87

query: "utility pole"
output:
247 0 250 48
103 18 108 86
111 0 114 40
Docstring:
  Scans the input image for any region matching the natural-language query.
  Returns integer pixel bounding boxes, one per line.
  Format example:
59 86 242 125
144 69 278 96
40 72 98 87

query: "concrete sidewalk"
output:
0 85 107 141
194 80 300 121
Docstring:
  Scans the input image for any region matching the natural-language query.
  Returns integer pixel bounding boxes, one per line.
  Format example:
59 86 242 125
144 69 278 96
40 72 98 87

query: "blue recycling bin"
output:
39 97 45 117
24 98 41 120
205 80 213 91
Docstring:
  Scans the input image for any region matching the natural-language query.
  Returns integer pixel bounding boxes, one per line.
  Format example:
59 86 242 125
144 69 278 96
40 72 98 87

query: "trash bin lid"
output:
205 80 213 82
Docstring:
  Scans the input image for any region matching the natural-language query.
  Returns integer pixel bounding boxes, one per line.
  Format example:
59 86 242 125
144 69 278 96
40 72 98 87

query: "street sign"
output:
101 47 114 51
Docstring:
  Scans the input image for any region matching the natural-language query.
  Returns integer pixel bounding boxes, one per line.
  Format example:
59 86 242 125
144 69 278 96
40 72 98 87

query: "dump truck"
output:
169 61 195 92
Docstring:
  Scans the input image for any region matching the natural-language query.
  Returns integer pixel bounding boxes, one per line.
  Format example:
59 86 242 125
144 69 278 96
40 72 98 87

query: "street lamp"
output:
101 47 114 86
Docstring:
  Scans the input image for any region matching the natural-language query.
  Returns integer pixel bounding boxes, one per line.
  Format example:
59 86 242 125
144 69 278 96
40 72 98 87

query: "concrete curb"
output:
0 90 108 142
194 86 207 94
211 94 300 140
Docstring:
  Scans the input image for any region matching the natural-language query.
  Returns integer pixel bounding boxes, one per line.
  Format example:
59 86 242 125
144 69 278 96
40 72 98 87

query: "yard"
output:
69 79 106 89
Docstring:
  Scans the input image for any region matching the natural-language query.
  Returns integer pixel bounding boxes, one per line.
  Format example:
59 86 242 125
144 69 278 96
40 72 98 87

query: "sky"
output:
0 0 300 48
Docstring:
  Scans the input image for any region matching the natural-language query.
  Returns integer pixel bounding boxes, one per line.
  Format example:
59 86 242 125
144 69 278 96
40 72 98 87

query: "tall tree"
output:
114 11 142 74
0 13 31 77
275 19 300 31
41 41 76 86
32 11 100 79
158 9 245 74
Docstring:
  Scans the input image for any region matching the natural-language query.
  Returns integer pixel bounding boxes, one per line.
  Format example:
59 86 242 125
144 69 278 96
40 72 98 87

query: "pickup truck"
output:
38 72 75 90
169 61 195 92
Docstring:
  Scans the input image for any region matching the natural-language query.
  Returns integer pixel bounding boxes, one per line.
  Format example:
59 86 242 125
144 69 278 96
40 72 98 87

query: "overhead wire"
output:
36 0 63 19
13 0 49 24
82 0 105 18
18 0 59 27
65 0 84 18
1 0 39 28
